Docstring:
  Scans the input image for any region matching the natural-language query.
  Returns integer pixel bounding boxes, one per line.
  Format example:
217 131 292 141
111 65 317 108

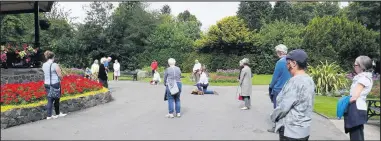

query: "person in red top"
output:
151 60 158 76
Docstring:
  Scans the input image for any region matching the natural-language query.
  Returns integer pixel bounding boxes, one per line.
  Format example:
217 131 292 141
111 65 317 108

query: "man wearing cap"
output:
270 49 315 140
268 44 291 132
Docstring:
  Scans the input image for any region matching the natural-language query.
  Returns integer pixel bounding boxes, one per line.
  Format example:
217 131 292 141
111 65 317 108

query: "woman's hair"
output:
355 56 373 72
94 59 99 64
241 58 250 66
44 50 55 60
275 44 288 54
100 57 107 64
168 58 176 66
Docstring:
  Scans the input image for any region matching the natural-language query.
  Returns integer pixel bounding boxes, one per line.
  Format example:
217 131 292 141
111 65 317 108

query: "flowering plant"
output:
0 75 103 105
1 45 7 63
216 69 241 76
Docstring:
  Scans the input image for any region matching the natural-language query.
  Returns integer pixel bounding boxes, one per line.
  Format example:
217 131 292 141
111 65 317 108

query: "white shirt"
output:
193 63 201 72
350 72 373 110
153 72 161 82
198 72 208 84
113 63 120 72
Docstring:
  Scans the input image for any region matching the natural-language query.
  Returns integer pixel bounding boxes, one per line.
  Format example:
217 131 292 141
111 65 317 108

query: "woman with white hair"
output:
238 58 252 110
98 57 108 88
344 55 374 141
164 58 182 118
91 59 99 80
113 60 120 81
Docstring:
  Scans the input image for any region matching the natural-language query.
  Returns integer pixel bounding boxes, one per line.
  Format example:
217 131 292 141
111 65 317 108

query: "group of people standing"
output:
263 44 374 141
90 57 121 88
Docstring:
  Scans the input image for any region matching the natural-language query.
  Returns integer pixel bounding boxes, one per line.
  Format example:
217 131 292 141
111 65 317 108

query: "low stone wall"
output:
0 91 113 129
1 68 44 84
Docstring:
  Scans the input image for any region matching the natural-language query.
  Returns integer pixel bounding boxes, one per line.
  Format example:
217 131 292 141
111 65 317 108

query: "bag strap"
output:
49 63 53 86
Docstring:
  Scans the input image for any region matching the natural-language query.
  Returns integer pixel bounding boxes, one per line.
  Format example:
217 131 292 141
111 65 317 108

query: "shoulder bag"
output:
47 63 61 98
168 67 179 95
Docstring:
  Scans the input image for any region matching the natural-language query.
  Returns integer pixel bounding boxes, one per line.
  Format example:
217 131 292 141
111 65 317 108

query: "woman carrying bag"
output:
164 58 182 118
42 51 67 120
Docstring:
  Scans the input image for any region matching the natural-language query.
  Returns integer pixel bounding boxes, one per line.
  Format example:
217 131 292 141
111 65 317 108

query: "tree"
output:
291 2 318 25
314 2 340 18
176 10 202 40
271 1 293 22
303 16 380 70
237 1 272 30
194 16 255 54
346 1 380 31
160 4 171 15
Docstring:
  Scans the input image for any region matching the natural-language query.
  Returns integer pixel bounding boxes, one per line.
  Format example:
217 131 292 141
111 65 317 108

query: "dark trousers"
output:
99 79 108 88
44 84 61 117
279 127 309 141
349 125 364 141
152 70 155 76
270 90 280 109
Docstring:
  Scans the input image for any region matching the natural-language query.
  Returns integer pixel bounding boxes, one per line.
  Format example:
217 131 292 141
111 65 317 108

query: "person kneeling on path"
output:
151 70 161 85
195 66 218 95
270 49 315 141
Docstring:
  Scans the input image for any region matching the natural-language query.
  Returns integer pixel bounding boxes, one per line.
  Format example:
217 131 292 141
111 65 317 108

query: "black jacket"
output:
98 64 108 80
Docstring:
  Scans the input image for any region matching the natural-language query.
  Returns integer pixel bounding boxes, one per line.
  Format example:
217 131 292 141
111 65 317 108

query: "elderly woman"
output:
98 57 108 88
113 60 121 81
238 58 252 110
164 58 182 118
42 51 67 119
91 59 99 80
270 49 315 140
344 56 374 141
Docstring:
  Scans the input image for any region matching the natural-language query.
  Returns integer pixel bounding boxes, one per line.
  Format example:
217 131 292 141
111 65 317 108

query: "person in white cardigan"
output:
151 70 161 85
113 60 121 81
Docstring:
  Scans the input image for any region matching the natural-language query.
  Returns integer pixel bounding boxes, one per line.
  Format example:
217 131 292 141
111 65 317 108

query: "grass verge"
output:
1 88 109 112
108 72 272 86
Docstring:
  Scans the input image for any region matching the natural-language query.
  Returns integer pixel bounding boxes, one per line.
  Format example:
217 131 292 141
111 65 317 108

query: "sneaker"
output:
57 113 67 117
267 127 275 133
47 115 58 120
166 114 174 118
176 113 181 117
213 91 219 95
241 107 249 110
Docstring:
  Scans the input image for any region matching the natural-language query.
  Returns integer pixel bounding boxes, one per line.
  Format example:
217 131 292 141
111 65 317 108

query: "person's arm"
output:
164 69 168 86
270 82 298 122
55 64 63 80
269 60 283 89
350 84 365 103
239 68 246 86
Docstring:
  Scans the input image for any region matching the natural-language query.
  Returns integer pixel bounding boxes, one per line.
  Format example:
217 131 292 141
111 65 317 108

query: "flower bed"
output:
0 75 103 105
216 69 240 77
61 68 85 76
209 73 238 83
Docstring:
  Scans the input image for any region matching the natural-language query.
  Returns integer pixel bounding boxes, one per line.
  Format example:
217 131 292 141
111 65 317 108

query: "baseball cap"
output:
286 49 308 63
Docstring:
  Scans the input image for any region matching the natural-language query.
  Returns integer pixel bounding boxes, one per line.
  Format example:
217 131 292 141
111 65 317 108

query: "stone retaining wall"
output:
1 68 44 84
1 91 113 129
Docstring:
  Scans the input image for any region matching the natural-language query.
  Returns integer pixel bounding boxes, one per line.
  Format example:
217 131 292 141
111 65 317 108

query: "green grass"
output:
108 72 272 86
314 95 380 119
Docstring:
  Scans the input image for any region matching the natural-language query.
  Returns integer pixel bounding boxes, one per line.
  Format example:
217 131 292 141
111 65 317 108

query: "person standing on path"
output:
192 60 202 84
270 49 315 141
164 58 182 118
113 60 121 81
238 58 252 110
98 57 108 88
151 60 158 76
268 44 291 132
344 56 374 141
91 59 99 81
42 51 67 120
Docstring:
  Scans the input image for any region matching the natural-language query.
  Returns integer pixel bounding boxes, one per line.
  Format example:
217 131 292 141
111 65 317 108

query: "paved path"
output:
1 81 348 140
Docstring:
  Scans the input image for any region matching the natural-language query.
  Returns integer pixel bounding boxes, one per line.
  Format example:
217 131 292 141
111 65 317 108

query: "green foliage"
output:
346 2 380 31
237 1 272 30
303 16 380 70
308 61 349 96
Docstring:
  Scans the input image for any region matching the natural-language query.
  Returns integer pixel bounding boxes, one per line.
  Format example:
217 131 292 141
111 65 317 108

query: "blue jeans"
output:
196 83 214 94
270 90 280 109
166 82 182 114
44 83 61 117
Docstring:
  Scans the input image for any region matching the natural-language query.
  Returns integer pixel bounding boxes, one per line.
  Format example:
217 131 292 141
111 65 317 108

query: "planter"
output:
0 91 113 129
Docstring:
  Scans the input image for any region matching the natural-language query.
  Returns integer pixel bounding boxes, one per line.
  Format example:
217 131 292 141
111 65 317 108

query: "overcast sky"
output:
59 2 349 31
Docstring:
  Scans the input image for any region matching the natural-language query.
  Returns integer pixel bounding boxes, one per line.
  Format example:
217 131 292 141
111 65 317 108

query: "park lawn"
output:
108 72 272 86
314 96 379 120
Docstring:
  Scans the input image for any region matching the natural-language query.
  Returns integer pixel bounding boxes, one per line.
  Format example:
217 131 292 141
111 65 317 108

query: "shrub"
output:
61 68 85 76
216 69 241 77
209 74 238 83
0 75 103 105
369 80 380 98
308 61 350 96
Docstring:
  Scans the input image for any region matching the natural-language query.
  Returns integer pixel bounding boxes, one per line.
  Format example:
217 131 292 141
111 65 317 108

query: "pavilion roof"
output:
0 1 54 14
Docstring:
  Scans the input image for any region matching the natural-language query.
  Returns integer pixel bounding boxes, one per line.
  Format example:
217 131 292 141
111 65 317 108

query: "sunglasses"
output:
353 64 359 67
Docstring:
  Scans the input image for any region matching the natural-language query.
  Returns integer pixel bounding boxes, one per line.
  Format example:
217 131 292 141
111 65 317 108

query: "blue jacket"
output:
269 57 291 94
337 95 351 120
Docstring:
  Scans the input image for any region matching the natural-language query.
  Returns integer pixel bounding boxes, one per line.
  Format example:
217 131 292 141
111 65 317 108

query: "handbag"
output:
47 63 61 98
168 67 179 95
236 85 243 101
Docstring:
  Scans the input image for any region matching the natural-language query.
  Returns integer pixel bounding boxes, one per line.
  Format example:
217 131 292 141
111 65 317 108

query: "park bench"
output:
367 99 380 120
120 70 137 81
